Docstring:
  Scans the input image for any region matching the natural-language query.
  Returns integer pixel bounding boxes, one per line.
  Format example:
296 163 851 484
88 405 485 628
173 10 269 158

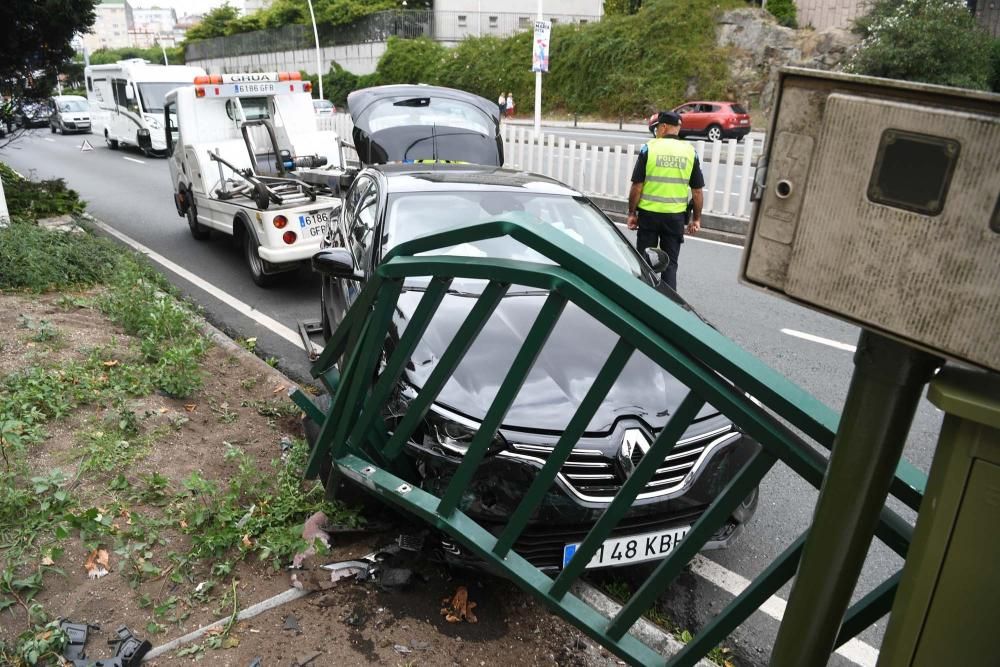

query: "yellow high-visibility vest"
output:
638 138 695 214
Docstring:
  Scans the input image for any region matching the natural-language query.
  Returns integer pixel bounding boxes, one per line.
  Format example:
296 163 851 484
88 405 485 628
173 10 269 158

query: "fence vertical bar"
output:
546 133 556 178
526 129 536 173
577 142 588 193
493 339 635 557
437 292 568 517
556 136 566 182
613 145 623 198
565 139 576 187
721 139 738 216
705 140 721 213
737 137 754 218
625 144 635 198
382 281 510 459
550 392 706 600
607 449 778 640
589 144 600 195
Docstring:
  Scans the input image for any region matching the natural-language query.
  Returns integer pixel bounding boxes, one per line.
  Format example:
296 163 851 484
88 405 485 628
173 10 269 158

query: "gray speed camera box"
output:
741 67 1000 372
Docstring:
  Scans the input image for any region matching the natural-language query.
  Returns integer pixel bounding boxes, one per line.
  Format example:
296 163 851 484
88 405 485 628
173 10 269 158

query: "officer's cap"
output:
648 111 681 135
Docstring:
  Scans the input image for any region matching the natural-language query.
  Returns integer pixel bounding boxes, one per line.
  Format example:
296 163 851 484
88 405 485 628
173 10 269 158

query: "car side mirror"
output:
312 248 364 281
125 85 135 100
644 247 670 273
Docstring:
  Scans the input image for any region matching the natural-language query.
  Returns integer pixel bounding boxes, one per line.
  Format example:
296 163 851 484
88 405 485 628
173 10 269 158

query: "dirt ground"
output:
0 290 620 666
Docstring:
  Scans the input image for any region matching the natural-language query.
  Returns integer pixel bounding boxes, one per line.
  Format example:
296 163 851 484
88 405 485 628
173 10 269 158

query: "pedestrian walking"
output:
506 92 514 118
626 110 704 291
498 92 506 118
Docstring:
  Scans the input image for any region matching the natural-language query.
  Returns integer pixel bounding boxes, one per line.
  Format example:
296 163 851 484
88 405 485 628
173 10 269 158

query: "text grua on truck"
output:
85 59 207 156
165 71 357 287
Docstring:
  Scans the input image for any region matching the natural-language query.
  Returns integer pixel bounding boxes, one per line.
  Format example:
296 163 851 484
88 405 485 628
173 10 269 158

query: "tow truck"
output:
164 71 354 286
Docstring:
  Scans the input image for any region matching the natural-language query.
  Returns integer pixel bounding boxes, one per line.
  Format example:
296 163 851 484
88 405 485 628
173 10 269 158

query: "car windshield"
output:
57 99 88 112
137 82 186 113
382 190 646 292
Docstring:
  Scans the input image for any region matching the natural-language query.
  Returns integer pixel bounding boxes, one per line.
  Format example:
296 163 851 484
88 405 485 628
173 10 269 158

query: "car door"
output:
321 175 380 335
674 103 698 135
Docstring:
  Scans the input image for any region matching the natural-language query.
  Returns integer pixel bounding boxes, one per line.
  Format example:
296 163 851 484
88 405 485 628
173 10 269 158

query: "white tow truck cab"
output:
165 71 355 286
86 59 207 155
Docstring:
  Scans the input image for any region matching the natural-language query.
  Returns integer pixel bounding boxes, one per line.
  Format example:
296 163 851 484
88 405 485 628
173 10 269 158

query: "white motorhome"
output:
165 71 352 286
85 59 206 155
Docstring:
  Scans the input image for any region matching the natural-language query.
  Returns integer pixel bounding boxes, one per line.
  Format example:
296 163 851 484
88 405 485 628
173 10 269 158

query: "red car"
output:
671 101 751 142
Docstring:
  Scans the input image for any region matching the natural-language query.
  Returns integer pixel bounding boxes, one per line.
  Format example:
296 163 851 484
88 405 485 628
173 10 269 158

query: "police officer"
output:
626 110 704 291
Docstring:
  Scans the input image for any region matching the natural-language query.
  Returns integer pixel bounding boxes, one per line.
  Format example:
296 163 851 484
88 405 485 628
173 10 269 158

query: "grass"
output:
0 164 359 664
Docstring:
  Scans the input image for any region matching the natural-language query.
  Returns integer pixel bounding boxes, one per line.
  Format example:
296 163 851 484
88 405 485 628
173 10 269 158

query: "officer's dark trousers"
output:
636 209 685 291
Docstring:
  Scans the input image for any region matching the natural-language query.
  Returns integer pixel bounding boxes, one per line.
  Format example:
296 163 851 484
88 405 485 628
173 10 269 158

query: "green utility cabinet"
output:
878 367 1000 666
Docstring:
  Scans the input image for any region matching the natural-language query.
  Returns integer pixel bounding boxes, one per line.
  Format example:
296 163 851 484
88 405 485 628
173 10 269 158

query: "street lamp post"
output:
533 0 542 137
306 0 324 100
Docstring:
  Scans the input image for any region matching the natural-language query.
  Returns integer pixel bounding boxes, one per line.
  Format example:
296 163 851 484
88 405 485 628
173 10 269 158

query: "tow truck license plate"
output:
299 210 331 237
234 83 275 94
562 525 689 569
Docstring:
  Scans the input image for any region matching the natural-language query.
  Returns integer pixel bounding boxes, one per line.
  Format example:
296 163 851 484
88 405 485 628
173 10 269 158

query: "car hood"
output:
347 85 502 167
396 289 717 433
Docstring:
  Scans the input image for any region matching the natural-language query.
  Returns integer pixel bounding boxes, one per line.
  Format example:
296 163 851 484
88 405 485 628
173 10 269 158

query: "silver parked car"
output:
49 95 92 134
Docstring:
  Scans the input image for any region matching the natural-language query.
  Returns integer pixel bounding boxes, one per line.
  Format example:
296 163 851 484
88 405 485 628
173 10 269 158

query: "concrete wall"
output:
794 0 871 31
187 42 388 77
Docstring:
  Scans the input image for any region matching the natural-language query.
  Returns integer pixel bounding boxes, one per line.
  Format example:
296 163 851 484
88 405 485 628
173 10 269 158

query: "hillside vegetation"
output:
315 0 744 116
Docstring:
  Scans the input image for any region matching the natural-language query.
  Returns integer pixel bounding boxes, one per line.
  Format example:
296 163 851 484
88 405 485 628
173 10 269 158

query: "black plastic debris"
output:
109 624 152 666
59 620 93 663
59 621 150 667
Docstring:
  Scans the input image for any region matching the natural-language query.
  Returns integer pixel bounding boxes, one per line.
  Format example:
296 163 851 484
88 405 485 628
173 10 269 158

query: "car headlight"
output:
423 408 506 457
144 114 162 129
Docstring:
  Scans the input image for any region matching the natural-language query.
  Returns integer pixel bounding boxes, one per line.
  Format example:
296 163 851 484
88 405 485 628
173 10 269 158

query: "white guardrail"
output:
318 113 760 220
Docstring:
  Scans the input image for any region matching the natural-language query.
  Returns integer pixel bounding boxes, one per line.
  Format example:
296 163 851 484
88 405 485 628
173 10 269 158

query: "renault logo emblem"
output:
618 428 651 478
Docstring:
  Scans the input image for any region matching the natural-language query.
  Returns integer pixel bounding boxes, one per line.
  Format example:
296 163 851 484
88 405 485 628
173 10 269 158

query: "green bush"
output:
849 0 993 90
766 0 798 27
88 45 185 66
0 163 86 221
0 223 120 292
349 0 740 118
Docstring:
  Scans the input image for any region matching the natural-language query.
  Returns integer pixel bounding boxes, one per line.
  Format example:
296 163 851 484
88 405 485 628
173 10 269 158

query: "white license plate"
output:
235 83 275 94
739 119 749 125
298 210 331 238
562 525 689 569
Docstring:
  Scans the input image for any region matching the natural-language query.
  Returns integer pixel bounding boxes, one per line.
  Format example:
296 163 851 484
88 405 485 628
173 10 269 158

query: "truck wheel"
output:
105 132 118 150
186 190 210 240
244 231 279 287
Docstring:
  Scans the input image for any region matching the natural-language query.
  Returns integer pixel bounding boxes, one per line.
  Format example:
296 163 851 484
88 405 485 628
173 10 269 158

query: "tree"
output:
183 3 241 41
849 0 992 90
0 0 97 147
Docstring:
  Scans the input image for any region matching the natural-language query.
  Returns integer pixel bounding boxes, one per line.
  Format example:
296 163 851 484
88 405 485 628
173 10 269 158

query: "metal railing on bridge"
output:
290 218 925 666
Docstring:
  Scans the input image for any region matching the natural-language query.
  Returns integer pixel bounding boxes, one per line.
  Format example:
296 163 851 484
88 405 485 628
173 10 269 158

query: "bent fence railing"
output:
317 113 760 220
290 220 924 666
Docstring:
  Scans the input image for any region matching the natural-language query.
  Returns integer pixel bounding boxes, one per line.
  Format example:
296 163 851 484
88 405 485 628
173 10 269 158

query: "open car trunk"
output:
347 85 503 167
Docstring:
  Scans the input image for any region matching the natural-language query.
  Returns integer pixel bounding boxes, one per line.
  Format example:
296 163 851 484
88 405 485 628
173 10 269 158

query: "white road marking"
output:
44 138 56 142
122 156 146 164
88 218 305 351
781 328 857 352
691 555 879 667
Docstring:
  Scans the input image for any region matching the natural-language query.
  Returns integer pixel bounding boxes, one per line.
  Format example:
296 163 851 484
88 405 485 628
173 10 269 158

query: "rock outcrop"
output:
716 8 860 121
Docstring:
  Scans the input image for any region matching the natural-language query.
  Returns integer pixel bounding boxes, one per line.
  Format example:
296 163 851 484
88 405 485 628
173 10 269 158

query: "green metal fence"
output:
291 219 924 665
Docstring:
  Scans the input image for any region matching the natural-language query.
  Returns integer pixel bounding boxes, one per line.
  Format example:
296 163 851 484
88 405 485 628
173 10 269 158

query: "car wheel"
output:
706 125 723 142
105 132 118 150
186 189 211 240
244 229 279 287
50 123 56 134
732 485 759 524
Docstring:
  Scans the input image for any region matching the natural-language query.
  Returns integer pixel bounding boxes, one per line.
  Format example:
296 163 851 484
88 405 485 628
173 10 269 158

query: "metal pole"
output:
769 330 941 667
0 171 10 229
477 0 482 36
533 0 542 137
306 0 323 100
160 42 169 65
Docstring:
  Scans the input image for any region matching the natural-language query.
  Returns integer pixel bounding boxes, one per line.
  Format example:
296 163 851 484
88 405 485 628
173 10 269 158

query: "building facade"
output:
432 0 603 42
82 0 135 52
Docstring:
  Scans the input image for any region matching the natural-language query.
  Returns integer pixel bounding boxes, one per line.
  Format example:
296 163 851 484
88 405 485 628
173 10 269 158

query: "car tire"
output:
50 124 56 134
186 189 211 240
706 125 723 142
105 132 118 150
244 229 279 287
732 485 759 524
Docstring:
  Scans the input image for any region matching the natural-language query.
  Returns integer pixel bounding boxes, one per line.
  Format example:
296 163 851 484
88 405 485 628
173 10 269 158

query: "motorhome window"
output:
86 77 92 92
225 97 270 122
137 83 186 113
367 97 492 135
